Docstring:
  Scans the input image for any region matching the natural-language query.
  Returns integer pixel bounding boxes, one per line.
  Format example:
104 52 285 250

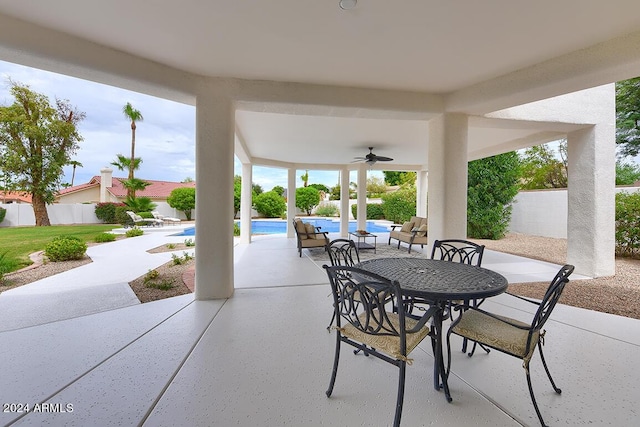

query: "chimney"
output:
100 167 113 202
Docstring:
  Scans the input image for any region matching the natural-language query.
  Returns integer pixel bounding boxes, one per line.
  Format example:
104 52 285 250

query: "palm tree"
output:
122 102 143 198
68 160 83 187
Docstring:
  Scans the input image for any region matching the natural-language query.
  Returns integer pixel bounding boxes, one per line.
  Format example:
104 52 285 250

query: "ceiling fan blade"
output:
374 156 393 161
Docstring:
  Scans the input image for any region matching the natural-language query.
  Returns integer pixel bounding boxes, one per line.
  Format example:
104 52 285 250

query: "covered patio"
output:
2 1 640 425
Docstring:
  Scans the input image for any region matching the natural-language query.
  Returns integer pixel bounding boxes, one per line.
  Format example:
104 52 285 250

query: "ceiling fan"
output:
352 147 394 166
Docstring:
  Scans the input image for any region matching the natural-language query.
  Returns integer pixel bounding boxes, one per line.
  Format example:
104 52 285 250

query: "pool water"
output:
177 219 390 236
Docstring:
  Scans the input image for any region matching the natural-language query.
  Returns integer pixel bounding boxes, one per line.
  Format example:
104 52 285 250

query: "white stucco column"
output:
356 163 367 231
427 113 469 241
194 86 234 300
286 168 296 238
340 167 350 236
240 163 252 244
417 170 428 217
567 126 615 277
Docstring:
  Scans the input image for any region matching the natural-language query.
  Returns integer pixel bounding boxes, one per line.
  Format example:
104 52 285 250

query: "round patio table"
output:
357 257 508 402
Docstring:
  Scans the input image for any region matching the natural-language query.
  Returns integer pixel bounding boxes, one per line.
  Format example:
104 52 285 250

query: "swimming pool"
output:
177 219 391 236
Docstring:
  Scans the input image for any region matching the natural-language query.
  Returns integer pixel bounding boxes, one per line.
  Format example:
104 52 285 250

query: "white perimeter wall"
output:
0 202 188 227
509 186 640 238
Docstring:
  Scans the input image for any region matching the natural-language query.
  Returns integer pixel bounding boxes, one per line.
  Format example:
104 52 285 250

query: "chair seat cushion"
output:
340 312 430 360
451 310 538 360
302 238 327 248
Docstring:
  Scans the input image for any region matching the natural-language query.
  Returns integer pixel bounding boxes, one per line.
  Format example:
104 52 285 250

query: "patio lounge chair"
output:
125 211 163 228
293 218 329 257
151 211 181 225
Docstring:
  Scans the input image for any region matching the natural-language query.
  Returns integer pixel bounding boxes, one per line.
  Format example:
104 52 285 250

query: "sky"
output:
0 59 368 191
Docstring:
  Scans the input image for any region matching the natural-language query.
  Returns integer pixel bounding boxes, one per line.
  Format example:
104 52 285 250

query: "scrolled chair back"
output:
324 265 405 338
431 239 485 267
327 239 360 267
532 264 575 331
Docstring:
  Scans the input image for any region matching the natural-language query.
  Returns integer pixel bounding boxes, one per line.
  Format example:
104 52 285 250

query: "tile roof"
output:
0 191 33 203
57 176 196 199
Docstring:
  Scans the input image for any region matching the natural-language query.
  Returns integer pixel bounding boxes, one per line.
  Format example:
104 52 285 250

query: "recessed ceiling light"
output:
339 0 357 10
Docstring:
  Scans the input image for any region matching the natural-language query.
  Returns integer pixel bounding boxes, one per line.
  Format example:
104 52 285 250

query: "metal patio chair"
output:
324 265 433 427
326 239 361 330
446 264 574 427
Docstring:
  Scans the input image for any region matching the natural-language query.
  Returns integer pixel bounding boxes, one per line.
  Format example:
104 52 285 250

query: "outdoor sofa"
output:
388 215 428 253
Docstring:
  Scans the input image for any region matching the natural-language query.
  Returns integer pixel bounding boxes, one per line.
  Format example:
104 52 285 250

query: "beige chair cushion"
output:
340 312 430 361
304 222 317 238
400 221 414 232
451 310 539 361
416 224 428 237
295 220 308 240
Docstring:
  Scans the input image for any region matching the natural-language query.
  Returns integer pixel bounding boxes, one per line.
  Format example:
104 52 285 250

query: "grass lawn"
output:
0 224 117 273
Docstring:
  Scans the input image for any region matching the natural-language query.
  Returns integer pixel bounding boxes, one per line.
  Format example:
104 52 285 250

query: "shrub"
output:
184 238 195 247
146 280 174 290
115 206 132 226
0 207 7 223
315 203 339 217
171 251 193 265
94 202 125 224
138 211 154 219
124 196 157 213
0 250 14 284
167 187 196 220
94 233 116 243
166 243 176 249
296 187 321 215
352 203 385 220
125 227 144 237
44 236 88 262
144 269 160 283
233 222 240 236
467 152 520 239
615 191 640 258
381 186 417 224
253 191 286 218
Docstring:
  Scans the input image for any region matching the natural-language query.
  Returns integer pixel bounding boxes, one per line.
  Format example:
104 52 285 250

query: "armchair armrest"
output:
390 224 402 230
504 291 543 306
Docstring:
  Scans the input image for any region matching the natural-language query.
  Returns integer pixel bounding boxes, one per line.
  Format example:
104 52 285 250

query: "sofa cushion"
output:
295 220 308 240
416 224 428 237
400 221 414 232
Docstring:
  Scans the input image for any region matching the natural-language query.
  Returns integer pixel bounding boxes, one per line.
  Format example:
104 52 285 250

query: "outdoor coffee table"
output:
348 231 377 253
357 257 508 402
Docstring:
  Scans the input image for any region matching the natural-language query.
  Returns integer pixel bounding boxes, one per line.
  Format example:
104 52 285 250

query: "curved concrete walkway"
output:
0 227 194 333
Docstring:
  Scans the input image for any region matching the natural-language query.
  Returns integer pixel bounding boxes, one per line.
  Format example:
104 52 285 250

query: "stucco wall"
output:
0 201 189 227
509 186 640 238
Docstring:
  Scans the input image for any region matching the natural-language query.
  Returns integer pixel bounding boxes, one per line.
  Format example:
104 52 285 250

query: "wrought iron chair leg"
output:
326 332 341 397
525 363 549 427
467 341 491 357
393 361 406 427
538 344 562 393
327 312 336 331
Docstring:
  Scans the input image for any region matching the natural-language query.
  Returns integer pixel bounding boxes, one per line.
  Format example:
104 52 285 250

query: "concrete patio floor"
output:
1 230 638 426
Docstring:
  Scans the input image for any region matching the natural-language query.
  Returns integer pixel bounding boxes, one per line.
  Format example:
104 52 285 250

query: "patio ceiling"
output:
1 1 640 169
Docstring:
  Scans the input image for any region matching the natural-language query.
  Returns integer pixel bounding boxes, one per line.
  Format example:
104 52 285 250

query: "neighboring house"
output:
0 191 32 204
55 167 196 205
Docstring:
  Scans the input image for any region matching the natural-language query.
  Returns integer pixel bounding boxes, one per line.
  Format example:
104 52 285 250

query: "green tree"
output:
233 175 242 217
366 176 387 197
300 170 309 187
67 160 83 187
380 185 416 223
519 141 567 189
167 187 196 220
616 77 640 157
467 152 521 239
122 102 144 198
383 171 416 186
308 183 329 193
0 81 85 226
253 191 286 218
296 186 320 215
271 185 285 197
616 161 640 185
